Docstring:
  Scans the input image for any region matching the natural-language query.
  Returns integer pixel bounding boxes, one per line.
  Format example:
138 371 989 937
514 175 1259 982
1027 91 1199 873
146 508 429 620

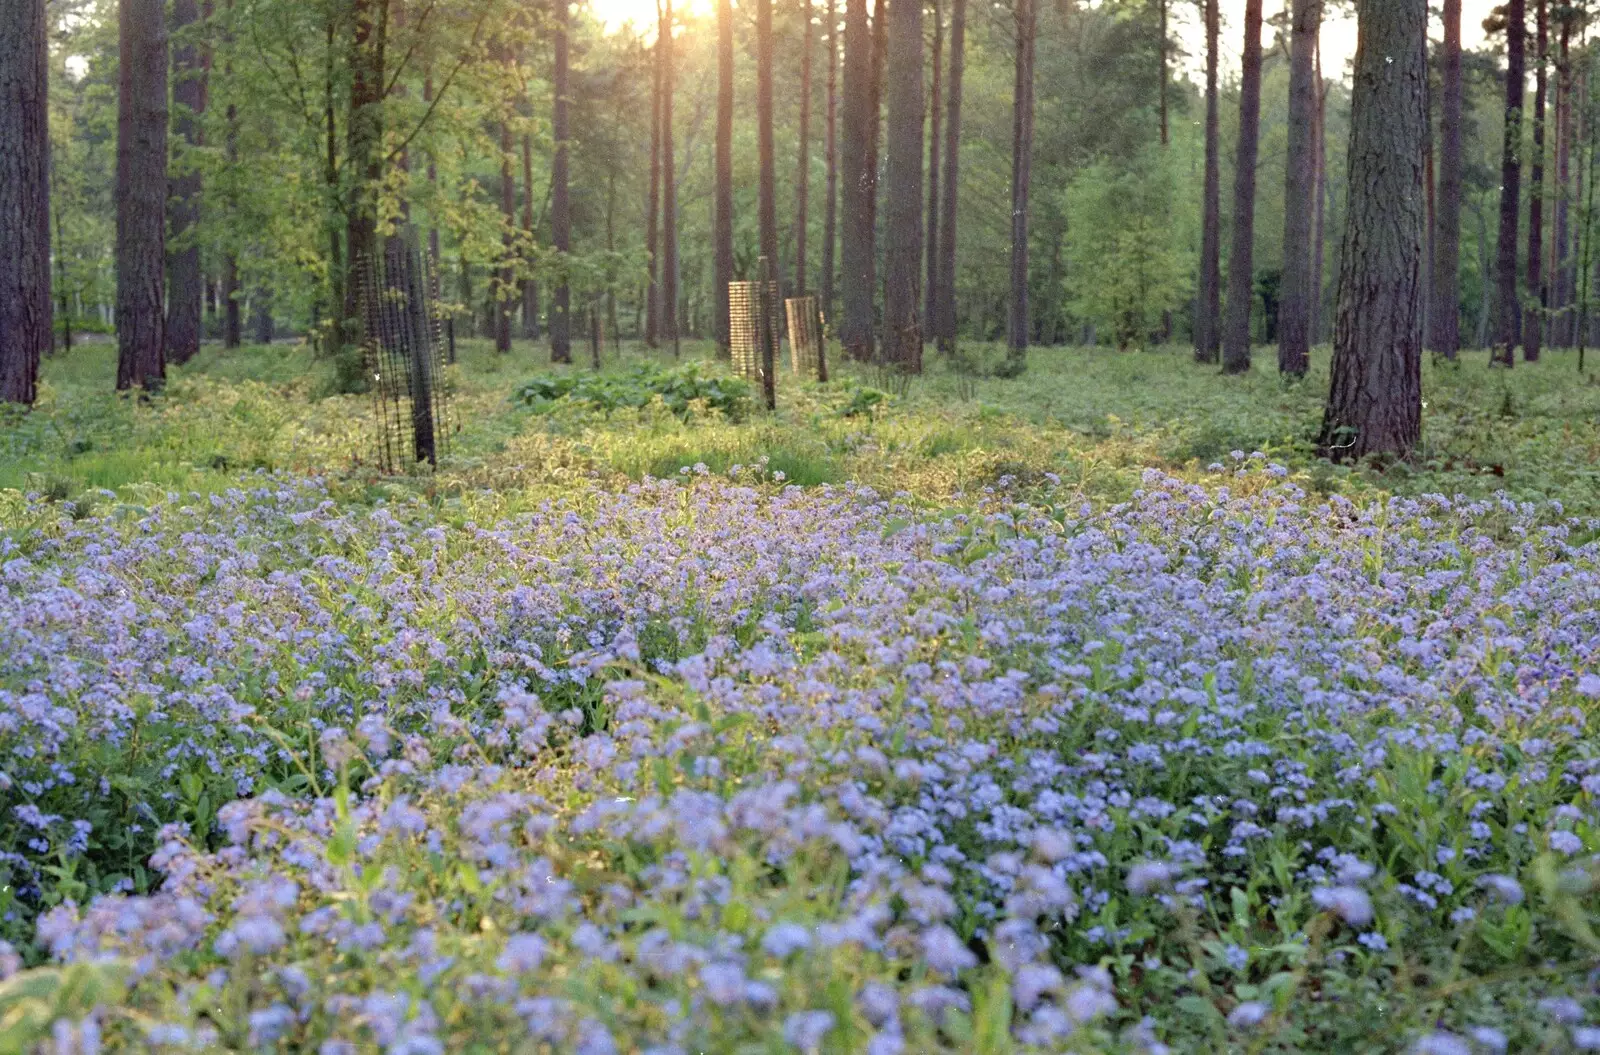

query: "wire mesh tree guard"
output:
785 295 827 381
728 256 781 408
356 230 453 472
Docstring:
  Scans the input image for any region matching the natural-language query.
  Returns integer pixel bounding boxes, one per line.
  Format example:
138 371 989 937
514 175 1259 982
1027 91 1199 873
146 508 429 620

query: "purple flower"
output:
920 926 977 975
783 1011 835 1053
496 933 546 974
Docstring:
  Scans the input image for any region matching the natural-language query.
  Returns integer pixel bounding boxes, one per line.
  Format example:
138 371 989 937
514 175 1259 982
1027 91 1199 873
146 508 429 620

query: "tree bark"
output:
1320 0 1426 462
551 0 572 362
1526 0 1547 361
1005 0 1035 371
343 0 387 347
1195 0 1221 363
166 0 205 366
497 108 515 354
840 0 875 359
924 0 942 335
645 25 662 347
1278 0 1320 377
794 0 813 296
0 0 50 405
715 0 735 352
222 0 240 350
1493 0 1526 367
935 0 965 354
821 0 839 329
521 131 540 340
1157 0 1168 147
1311 42 1328 344
1553 15 1573 346
661 0 679 352
116 0 169 392
883 0 923 371
1431 0 1463 358
1221 0 1264 374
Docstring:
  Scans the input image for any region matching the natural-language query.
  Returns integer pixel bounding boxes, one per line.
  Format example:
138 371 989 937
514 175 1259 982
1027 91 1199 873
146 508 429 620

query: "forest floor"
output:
3 339 1600 1053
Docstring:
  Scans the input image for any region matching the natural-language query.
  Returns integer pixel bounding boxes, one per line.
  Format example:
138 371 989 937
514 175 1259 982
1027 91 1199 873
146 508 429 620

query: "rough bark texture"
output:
839 0 875 360
1552 17 1573 346
0 0 50 405
222 0 240 350
882 0 923 372
117 0 170 392
1493 0 1526 367
924 0 942 336
714 0 735 351
343 0 386 344
1005 0 1035 371
1526 0 1547 361
1311 46 1328 344
935 0 965 354
757 0 779 280
1221 0 1264 374
497 113 515 354
793 0 813 295
166 0 205 366
1319 0 1426 462
1431 0 1463 358
550 0 572 362
660 0 679 350
1278 0 1320 377
1195 0 1221 364
645 26 662 346
521 132 540 340
820 0 839 328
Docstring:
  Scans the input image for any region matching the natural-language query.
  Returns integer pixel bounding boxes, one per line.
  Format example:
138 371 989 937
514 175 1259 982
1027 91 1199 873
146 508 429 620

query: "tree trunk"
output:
715 0 735 352
794 0 813 295
1221 0 1264 374
1553 18 1573 346
1311 42 1328 344
223 0 240 350
497 112 515 354
1195 0 1221 363
935 0 965 354
821 0 839 330
1157 0 1168 147
343 0 387 347
1526 0 1547 361
1319 0 1426 461
166 0 205 366
252 293 274 344
1005 0 1035 371
840 0 875 359
1278 0 1320 377
551 0 572 362
521 131 540 340
0 0 50 405
116 0 169 392
1432 0 1463 358
1493 0 1526 367
661 0 679 352
883 0 923 371
645 26 662 347
924 0 942 335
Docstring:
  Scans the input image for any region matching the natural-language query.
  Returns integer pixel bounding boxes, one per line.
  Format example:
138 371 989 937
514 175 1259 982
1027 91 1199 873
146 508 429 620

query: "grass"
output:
4 336 1600 520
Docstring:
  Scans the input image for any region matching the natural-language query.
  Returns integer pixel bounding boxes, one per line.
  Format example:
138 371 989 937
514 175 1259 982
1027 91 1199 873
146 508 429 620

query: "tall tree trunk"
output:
1553 17 1573 346
1432 0 1463 358
1311 42 1328 344
1157 0 1168 147
821 0 839 329
166 0 205 366
521 131 540 340
1005 0 1034 371
935 0 965 353
645 28 662 347
1494 0 1526 367
551 0 572 362
0 0 50 405
924 0 942 335
883 0 923 371
222 0 241 350
757 0 779 404
840 0 876 359
251 292 274 344
1526 0 1548 361
497 109 515 354
1221 0 1264 374
1320 0 1426 461
343 0 387 347
715 0 735 352
1278 0 1320 376
793 0 813 295
116 0 169 392
1195 0 1221 363
661 0 679 352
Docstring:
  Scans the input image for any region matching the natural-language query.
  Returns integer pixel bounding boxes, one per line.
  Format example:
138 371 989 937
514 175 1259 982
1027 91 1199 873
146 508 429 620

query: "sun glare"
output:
589 0 714 37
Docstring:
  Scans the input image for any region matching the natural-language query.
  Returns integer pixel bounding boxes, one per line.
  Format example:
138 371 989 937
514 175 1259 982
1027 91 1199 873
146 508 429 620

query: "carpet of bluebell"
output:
4 443 1600 1052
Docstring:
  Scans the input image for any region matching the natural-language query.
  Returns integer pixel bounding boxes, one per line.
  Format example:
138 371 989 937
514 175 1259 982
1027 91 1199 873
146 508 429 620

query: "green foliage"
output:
513 361 753 421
